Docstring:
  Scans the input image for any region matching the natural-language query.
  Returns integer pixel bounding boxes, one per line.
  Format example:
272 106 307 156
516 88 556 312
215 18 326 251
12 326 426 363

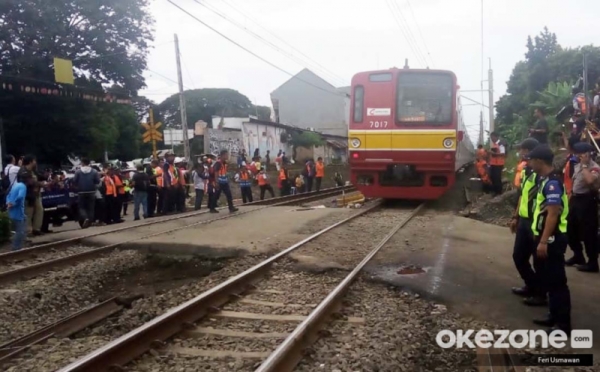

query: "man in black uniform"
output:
526 145 571 334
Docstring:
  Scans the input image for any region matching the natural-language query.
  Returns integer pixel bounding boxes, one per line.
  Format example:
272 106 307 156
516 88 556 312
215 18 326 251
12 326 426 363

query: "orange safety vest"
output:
279 169 287 180
316 161 325 178
155 167 164 188
476 160 491 185
489 142 505 166
257 173 268 186
104 176 116 197
168 164 179 186
514 160 526 188
564 159 574 198
114 175 125 195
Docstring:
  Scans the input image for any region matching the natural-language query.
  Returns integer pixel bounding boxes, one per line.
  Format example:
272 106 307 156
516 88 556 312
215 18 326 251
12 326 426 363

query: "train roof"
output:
351 68 456 82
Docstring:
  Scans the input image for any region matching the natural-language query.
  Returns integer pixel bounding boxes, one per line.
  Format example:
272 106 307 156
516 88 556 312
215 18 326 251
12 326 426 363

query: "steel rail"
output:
0 185 354 263
256 203 425 372
476 346 525 372
0 187 354 285
0 297 123 365
56 201 381 372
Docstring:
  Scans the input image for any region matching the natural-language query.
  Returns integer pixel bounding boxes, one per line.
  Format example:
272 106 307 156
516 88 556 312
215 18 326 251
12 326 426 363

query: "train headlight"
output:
442 138 455 149
350 138 361 148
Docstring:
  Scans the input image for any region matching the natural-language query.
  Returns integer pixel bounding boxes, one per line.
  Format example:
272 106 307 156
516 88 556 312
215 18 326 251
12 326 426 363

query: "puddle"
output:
397 265 426 275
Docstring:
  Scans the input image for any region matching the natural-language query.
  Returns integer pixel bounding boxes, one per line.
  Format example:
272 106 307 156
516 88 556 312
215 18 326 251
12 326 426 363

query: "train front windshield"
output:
396 73 453 125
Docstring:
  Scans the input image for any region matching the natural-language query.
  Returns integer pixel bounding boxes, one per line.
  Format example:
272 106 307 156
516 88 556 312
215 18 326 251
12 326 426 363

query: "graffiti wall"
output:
241 122 292 158
204 129 243 158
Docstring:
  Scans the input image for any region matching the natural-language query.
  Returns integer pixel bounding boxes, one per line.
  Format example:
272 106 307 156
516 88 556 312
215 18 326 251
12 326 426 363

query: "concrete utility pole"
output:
174 34 190 163
479 111 484 145
488 58 494 133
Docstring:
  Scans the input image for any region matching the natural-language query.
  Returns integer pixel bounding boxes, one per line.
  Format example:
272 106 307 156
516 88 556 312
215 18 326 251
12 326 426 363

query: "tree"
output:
289 131 324 161
158 88 266 128
253 105 272 121
0 0 153 164
495 28 600 144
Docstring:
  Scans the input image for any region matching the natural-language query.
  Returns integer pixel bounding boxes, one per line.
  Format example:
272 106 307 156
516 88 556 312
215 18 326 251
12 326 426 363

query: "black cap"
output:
524 144 554 162
519 138 539 151
573 142 595 154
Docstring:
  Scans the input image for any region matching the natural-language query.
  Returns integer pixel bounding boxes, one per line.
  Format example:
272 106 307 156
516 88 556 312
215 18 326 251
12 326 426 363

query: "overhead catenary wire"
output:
389 0 428 67
385 0 427 67
215 0 347 86
166 0 348 99
405 0 434 67
192 0 346 87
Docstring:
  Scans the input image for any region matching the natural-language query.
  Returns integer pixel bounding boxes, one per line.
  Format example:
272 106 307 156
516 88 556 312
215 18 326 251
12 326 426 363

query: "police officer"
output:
211 149 239 213
510 138 545 306
526 145 571 333
565 142 600 272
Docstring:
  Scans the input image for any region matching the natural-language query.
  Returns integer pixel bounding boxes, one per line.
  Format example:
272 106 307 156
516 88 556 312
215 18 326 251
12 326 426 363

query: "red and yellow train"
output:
348 68 475 200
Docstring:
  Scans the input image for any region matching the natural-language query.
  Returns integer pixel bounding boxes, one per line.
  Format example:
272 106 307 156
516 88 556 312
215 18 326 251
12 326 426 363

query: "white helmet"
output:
174 157 183 164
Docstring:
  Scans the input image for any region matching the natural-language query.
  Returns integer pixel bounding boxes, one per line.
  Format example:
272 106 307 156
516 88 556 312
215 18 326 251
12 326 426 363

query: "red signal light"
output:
352 152 359 159
444 153 452 160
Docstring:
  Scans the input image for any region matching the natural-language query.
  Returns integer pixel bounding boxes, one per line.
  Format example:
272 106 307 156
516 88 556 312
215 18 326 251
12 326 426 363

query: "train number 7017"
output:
369 121 388 128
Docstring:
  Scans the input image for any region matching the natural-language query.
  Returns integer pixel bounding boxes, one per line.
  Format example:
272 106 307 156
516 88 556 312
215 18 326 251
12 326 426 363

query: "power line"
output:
179 51 197 89
192 0 346 87
405 0 434 67
390 0 428 67
215 0 347 85
166 0 348 99
385 0 427 67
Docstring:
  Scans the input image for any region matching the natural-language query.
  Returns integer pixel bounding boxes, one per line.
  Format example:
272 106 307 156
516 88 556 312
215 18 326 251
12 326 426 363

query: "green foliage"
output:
0 212 10 243
0 0 153 91
0 0 153 164
290 131 325 148
253 105 272 121
159 89 254 129
496 27 600 144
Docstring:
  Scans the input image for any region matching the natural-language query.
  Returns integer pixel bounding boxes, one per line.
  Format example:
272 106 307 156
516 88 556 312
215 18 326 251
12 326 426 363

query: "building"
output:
270 69 350 137
204 117 347 164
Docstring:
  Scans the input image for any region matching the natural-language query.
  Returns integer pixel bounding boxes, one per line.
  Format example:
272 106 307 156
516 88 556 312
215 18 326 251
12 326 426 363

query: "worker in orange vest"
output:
476 145 488 162
236 164 253 203
210 149 238 213
102 167 118 224
563 136 579 199
315 157 325 191
488 132 506 195
256 169 275 200
112 170 126 223
278 165 290 196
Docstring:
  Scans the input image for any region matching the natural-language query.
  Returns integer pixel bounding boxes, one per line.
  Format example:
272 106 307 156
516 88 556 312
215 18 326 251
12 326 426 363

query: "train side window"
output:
369 73 392 82
353 85 364 122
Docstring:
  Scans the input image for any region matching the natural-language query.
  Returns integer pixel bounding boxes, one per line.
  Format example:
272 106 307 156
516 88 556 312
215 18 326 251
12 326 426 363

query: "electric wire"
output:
166 0 348 98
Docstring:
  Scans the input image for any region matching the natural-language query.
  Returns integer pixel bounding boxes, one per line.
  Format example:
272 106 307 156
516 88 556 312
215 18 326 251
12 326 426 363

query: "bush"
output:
0 212 10 243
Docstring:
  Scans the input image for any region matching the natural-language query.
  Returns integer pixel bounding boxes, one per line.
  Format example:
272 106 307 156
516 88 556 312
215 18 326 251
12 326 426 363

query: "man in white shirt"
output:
3 155 20 187
489 132 506 195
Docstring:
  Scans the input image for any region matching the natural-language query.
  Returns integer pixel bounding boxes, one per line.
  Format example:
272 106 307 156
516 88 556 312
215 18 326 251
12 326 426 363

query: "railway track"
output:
0 186 355 285
53 201 423 372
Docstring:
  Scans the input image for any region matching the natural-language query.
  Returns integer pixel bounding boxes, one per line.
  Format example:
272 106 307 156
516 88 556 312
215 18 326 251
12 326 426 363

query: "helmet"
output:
174 157 183 163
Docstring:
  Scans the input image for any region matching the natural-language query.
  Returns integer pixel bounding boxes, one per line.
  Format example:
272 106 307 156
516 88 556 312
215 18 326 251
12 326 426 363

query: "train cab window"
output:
369 73 392 82
396 73 453 124
353 85 364 122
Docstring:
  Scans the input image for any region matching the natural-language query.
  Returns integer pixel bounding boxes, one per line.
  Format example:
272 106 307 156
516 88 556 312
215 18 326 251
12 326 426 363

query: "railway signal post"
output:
142 108 163 159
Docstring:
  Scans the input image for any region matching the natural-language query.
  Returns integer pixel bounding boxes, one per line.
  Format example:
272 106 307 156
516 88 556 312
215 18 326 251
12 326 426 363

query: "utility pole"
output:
488 58 494 133
479 111 484 145
174 33 190 163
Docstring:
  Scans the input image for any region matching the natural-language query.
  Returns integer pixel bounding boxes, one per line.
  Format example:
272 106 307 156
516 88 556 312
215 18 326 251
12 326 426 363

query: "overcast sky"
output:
139 0 600 142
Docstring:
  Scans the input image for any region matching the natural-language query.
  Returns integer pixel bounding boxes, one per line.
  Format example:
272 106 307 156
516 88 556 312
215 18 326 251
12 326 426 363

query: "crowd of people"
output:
2 148 343 252
473 102 600 335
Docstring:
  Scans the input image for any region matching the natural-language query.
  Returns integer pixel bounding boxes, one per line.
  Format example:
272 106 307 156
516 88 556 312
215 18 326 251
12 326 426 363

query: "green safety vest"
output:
531 174 569 236
518 167 538 219
124 179 131 193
